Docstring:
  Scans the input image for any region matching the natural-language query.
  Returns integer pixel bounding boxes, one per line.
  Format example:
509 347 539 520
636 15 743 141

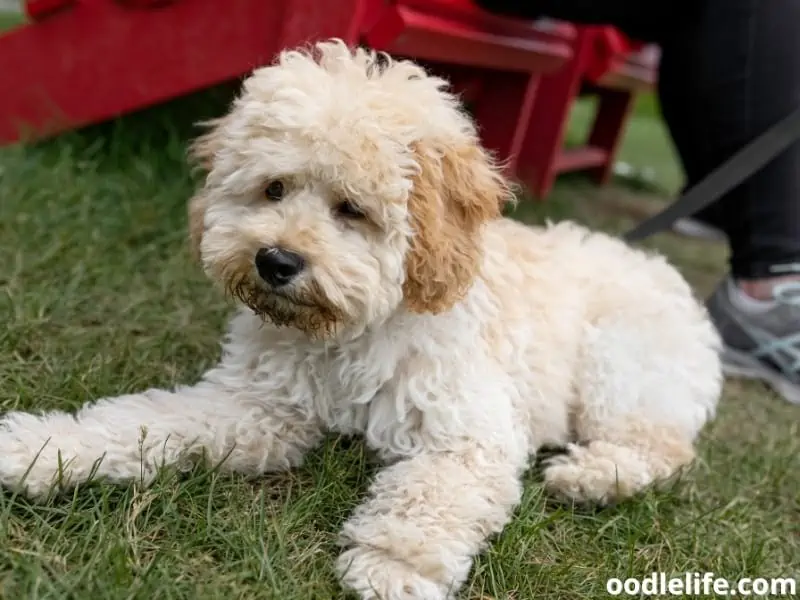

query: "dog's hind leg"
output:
542 421 697 505
543 315 721 505
0 365 324 500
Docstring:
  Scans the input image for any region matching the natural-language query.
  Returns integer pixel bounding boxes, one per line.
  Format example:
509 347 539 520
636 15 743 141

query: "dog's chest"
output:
304 341 401 435
304 347 455 459
244 314 450 457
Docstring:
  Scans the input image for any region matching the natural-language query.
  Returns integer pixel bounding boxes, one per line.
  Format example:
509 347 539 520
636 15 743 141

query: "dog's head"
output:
189 40 511 339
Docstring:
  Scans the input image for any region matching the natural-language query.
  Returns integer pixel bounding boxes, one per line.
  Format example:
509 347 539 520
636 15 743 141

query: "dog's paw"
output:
336 545 453 600
542 446 605 505
0 412 70 500
542 442 647 505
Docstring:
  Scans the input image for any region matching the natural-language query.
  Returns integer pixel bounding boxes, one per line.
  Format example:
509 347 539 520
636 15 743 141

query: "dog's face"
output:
189 40 510 339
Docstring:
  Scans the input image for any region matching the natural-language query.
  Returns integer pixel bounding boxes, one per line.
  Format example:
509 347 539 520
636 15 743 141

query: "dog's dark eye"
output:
265 180 285 201
335 201 365 219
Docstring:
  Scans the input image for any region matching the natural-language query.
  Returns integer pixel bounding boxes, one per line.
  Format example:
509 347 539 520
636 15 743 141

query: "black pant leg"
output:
658 0 800 278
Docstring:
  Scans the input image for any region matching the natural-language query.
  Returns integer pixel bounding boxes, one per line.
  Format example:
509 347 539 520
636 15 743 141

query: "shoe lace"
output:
773 281 800 307
751 281 800 379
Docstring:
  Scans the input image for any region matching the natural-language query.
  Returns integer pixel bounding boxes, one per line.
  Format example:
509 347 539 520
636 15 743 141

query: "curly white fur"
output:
0 40 722 600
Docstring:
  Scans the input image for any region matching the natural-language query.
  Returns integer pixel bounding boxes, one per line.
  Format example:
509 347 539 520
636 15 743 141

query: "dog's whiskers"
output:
223 272 343 340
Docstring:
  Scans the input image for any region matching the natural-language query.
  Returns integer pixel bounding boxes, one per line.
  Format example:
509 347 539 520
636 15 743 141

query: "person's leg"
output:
657 0 800 403
658 0 800 283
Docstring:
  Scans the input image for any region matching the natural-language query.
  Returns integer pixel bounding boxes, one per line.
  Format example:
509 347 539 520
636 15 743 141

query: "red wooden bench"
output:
514 25 659 198
0 0 573 193
0 0 334 144
1 1 650 201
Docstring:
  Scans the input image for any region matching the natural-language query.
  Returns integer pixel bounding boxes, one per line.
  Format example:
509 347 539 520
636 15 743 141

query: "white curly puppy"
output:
0 40 721 600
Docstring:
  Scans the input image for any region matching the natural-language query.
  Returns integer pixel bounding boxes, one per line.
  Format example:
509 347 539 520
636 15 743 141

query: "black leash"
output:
622 104 800 242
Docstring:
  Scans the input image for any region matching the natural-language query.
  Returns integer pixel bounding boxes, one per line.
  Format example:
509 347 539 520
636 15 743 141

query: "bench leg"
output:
514 30 594 200
472 70 540 179
585 87 636 185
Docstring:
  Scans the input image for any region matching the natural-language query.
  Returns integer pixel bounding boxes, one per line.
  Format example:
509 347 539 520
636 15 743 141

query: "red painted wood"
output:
396 0 576 45
515 27 597 199
594 44 659 91
580 45 657 187
25 0 75 21
516 27 657 199
277 0 366 50
0 0 293 143
116 1 179 7
584 87 636 185
0 0 579 189
584 26 642 83
363 1 574 189
553 146 608 173
473 71 540 176
366 5 570 73
442 67 487 101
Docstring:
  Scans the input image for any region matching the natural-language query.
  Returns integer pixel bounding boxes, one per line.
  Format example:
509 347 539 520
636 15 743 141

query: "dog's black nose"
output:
255 247 306 287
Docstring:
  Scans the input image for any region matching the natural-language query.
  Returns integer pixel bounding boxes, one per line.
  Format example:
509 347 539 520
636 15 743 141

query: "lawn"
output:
0 10 22 32
0 71 797 598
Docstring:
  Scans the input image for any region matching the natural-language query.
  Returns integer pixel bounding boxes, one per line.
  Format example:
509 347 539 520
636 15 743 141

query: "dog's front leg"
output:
336 446 526 600
0 366 324 500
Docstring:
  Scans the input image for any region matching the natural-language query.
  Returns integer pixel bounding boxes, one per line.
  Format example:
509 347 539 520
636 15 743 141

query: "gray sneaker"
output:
707 277 800 404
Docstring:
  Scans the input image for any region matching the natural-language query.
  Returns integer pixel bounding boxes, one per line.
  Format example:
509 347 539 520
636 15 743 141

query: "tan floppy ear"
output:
403 143 510 313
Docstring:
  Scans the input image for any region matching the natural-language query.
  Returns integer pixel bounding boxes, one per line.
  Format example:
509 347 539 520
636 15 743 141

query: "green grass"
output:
0 11 24 33
564 94 682 195
0 85 797 600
